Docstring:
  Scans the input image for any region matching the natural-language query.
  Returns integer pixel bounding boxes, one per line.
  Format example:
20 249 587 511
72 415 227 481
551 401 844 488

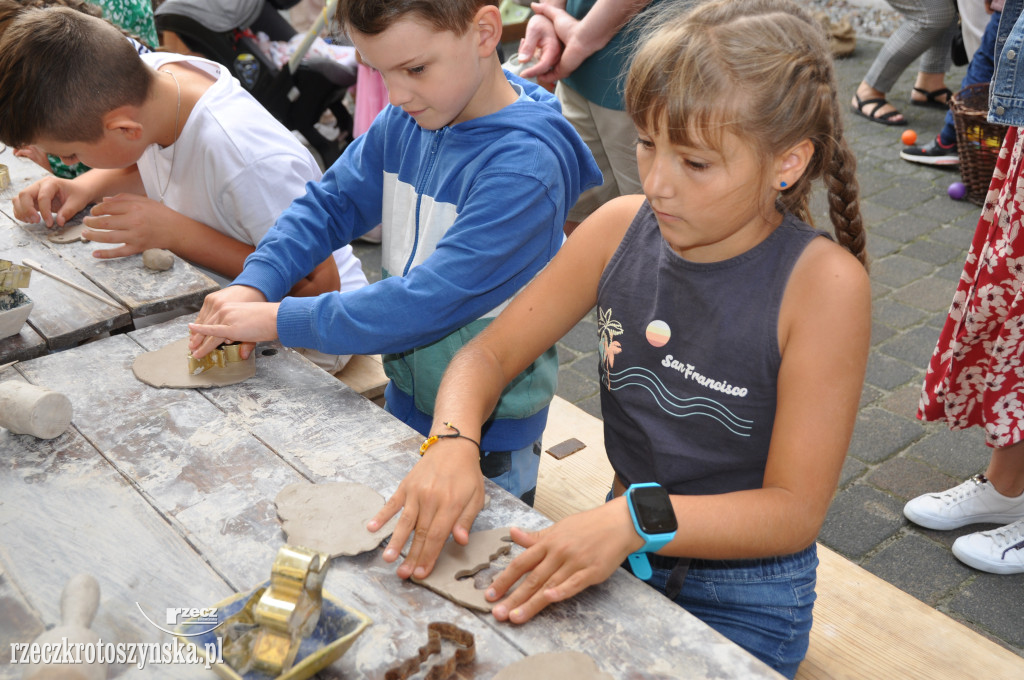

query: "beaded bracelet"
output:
419 422 481 456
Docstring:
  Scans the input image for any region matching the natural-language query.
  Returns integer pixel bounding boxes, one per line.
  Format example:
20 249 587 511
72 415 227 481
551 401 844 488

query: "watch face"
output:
631 486 678 535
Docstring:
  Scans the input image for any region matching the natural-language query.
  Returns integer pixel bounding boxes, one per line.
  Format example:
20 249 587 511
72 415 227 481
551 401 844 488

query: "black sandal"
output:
910 87 953 109
851 93 907 126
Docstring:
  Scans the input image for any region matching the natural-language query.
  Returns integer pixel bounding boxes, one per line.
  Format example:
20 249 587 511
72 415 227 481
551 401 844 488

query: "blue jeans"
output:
635 545 818 679
941 10 1001 145
479 440 542 506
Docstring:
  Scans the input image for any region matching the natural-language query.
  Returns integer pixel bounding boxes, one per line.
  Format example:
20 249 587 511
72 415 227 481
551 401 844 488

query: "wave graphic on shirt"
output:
606 366 753 436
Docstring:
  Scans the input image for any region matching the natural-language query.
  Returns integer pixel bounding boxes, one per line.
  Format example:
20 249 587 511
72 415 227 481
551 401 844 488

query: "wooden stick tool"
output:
20 258 123 309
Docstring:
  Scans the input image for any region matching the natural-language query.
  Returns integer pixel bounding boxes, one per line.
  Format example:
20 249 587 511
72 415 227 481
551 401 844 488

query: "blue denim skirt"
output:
636 544 818 679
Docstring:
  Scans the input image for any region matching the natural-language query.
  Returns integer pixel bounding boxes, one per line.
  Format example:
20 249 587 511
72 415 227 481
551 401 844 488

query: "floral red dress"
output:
919 126 1024 448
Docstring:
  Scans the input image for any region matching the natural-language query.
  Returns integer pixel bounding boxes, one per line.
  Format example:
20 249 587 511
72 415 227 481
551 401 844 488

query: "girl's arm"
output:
487 236 871 623
370 195 644 581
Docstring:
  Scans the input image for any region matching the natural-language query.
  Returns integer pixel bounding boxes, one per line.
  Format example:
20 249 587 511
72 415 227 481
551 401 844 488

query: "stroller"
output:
154 0 355 167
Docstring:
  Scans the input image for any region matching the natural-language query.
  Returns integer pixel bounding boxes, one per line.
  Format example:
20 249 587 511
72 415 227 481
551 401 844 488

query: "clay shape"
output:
46 207 92 244
410 527 512 612
0 381 72 439
142 249 175 271
132 337 255 388
275 481 399 557
23 573 108 680
493 651 614 680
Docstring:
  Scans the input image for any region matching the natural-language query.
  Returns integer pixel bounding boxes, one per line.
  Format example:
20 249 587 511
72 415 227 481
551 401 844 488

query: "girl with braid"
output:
369 1 870 674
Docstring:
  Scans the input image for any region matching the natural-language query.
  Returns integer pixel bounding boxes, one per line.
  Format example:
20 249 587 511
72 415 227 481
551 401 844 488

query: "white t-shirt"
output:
136 52 367 292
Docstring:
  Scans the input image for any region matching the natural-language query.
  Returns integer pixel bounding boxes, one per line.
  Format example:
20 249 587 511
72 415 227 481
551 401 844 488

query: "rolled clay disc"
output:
132 337 255 388
275 481 399 557
493 651 614 680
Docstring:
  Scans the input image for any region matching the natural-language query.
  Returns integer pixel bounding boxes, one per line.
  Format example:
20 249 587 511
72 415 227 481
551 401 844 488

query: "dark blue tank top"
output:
597 202 826 495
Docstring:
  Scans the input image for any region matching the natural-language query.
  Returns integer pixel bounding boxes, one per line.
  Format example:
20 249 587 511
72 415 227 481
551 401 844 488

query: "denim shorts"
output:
637 545 818 679
479 440 542 506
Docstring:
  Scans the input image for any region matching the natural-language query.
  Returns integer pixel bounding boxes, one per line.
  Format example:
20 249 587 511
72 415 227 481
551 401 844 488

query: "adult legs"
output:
853 0 959 123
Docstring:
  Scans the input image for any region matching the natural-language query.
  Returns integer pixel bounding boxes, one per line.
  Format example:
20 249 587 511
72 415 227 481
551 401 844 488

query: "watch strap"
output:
628 552 653 581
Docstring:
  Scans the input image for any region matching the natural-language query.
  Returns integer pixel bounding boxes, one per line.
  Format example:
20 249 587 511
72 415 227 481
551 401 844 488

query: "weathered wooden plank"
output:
0 322 46 365
796 544 1024 680
0 371 231 679
16 334 307 592
130 320 424 482
0 216 131 349
15 323 527 676
28 235 219 319
124 321 531 676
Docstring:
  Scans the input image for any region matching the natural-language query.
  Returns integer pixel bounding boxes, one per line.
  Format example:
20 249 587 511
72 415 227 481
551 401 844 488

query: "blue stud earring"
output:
780 181 788 189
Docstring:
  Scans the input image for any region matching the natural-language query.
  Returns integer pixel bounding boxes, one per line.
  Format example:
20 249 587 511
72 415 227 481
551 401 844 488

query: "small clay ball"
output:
142 249 174 271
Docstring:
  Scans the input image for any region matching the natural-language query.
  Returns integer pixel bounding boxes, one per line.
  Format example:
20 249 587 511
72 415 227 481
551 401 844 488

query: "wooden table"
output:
0 316 781 679
0 148 219 364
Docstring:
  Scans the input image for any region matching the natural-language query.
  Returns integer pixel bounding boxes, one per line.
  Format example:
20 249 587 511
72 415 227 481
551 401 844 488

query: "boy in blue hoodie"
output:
189 0 600 514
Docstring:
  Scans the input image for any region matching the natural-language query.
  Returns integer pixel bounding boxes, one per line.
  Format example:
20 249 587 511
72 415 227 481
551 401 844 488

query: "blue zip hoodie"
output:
233 71 602 450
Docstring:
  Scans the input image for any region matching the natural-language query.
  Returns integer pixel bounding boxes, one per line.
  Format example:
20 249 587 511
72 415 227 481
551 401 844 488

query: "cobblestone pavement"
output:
354 35 1024 658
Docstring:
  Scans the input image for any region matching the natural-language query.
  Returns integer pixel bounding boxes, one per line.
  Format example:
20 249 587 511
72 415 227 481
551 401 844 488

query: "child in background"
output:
0 2 366 371
369 1 870 676
187 0 600 507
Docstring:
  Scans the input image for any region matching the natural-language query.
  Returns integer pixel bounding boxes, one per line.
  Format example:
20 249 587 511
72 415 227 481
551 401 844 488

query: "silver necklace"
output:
158 69 181 203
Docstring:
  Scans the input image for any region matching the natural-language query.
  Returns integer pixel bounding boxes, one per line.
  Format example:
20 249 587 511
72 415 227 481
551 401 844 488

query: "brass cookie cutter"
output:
0 259 31 293
187 341 244 375
0 164 9 191
250 544 329 676
384 622 476 680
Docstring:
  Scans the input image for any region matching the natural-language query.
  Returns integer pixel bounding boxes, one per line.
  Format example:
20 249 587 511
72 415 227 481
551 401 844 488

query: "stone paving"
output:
354 35 1024 659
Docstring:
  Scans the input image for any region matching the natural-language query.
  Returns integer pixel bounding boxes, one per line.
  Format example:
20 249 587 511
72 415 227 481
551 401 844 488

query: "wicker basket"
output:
951 83 1008 205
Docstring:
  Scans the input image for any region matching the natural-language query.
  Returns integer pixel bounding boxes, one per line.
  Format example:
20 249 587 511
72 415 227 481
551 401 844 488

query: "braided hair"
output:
625 0 868 268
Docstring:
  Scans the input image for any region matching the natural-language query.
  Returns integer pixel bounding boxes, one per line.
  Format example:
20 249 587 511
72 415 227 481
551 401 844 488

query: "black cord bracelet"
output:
419 421 481 456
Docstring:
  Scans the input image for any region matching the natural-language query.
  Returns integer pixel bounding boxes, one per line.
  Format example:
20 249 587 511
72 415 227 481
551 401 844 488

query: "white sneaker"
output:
903 474 1024 530
952 518 1024 574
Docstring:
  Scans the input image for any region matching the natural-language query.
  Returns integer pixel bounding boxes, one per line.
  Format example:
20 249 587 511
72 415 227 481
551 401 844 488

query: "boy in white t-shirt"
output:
0 2 367 368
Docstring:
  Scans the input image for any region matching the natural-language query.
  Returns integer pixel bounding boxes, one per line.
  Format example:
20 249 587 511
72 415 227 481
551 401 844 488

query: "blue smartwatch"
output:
625 483 678 580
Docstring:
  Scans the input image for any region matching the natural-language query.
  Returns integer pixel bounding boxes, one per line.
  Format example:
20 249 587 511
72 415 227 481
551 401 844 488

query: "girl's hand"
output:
369 438 485 580
487 498 644 624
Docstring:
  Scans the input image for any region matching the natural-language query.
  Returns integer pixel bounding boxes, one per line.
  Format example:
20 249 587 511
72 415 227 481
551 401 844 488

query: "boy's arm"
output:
273 171 565 357
230 134 386 301
190 169 564 358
